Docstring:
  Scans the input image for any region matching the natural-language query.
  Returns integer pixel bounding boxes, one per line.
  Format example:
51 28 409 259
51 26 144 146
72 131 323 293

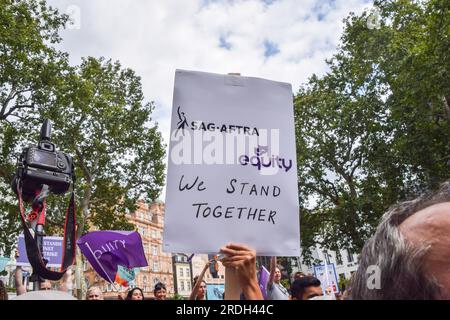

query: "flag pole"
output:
84 242 121 292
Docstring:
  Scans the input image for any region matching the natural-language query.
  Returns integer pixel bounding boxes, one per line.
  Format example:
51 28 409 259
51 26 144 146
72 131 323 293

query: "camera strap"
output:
26 189 47 223
17 184 77 281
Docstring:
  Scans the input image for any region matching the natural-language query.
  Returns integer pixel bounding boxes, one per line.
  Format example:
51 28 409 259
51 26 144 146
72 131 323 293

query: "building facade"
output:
291 246 359 290
172 253 192 298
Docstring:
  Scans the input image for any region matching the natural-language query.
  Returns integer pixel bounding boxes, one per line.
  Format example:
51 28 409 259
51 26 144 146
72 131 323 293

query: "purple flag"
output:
77 231 148 283
258 265 270 299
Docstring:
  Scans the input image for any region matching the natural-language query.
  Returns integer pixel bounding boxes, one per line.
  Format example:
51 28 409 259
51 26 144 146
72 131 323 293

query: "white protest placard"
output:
163 69 300 256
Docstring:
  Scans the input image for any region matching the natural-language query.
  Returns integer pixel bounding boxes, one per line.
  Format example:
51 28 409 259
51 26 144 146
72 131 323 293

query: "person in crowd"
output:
14 265 52 295
324 285 336 300
266 256 289 300
189 260 212 300
126 287 144 300
290 276 324 300
0 279 8 300
59 267 74 294
14 249 53 295
293 271 305 281
350 181 450 299
153 282 167 300
86 286 104 300
219 243 263 300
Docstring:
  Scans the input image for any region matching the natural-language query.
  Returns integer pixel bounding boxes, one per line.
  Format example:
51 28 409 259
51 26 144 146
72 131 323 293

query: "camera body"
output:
12 120 75 202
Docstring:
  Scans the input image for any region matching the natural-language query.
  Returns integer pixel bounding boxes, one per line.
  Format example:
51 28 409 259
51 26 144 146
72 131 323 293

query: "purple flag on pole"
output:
258 265 270 299
77 231 148 283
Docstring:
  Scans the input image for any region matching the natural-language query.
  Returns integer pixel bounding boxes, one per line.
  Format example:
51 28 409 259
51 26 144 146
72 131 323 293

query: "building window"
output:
187 281 191 291
347 249 354 263
153 262 159 272
152 245 158 256
336 252 343 265
143 276 148 292
180 268 184 277
138 226 146 237
151 229 157 239
181 281 185 291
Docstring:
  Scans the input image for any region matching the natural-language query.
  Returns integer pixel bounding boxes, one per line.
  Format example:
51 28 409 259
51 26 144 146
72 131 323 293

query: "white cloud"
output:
47 0 371 200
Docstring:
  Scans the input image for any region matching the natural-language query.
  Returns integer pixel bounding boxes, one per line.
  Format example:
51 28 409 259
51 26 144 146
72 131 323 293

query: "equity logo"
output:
239 145 292 173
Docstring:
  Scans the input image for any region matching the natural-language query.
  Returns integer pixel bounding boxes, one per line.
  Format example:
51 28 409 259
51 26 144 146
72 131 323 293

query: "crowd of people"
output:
1 181 449 300
0 249 342 301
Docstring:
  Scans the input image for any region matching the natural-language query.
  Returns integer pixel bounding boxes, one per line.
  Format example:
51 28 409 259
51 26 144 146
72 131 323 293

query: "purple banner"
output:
16 234 63 268
258 265 270 299
77 231 148 283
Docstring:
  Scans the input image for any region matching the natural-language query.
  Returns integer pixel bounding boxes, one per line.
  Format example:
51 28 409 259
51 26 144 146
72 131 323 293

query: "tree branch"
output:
2 103 35 120
1 88 33 118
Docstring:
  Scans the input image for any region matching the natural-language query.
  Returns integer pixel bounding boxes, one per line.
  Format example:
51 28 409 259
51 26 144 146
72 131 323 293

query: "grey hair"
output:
350 181 450 300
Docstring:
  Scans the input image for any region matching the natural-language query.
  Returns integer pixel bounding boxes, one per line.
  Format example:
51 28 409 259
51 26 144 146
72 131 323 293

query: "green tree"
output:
295 0 449 260
42 56 166 239
0 0 69 255
40 56 166 299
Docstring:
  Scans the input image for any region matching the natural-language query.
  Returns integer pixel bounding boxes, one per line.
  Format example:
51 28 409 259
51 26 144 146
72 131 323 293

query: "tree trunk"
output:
77 185 92 239
443 95 450 123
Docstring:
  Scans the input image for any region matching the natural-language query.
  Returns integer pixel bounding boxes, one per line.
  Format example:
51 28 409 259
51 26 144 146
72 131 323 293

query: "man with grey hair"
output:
350 181 450 299
86 286 104 300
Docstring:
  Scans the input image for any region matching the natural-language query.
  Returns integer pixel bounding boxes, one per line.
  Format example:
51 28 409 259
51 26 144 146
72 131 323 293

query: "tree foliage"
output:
42 57 166 238
295 0 449 259
0 0 69 255
0 0 165 255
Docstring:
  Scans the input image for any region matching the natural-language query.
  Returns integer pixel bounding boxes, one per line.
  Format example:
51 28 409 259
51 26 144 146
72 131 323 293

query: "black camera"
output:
12 119 75 202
